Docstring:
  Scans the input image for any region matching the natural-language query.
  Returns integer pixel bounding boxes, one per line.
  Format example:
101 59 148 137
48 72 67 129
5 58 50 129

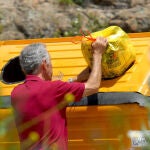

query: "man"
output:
11 37 108 150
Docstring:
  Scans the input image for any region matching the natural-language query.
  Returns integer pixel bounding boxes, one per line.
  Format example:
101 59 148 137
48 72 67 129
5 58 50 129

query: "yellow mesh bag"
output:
81 26 136 79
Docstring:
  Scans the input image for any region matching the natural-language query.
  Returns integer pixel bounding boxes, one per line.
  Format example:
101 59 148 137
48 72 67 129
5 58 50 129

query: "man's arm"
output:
83 37 108 97
72 67 90 83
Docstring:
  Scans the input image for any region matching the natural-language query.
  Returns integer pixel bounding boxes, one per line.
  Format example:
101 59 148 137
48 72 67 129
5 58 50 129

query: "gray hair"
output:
19 43 50 75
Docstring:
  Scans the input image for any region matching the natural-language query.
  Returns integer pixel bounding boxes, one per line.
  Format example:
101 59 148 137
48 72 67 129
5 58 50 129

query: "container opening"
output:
1 56 25 84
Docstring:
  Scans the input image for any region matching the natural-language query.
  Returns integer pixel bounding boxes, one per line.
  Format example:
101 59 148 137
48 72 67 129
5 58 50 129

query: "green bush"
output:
59 0 87 6
73 0 84 5
59 0 73 5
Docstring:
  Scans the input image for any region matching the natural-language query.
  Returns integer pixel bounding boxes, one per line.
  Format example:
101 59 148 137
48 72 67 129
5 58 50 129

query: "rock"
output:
0 0 149 40
87 9 109 25
0 31 25 40
54 13 72 31
125 18 139 32
131 0 146 7
14 1 58 38
114 2 129 9
109 5 150 32
109 19 125 29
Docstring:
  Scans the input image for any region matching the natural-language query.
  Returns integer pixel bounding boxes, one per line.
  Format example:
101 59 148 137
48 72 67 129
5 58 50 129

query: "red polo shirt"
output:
11 75 85 150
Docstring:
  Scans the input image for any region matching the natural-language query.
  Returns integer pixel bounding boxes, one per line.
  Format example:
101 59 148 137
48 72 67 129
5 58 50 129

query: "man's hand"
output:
74 37 108 84
92 37 108 55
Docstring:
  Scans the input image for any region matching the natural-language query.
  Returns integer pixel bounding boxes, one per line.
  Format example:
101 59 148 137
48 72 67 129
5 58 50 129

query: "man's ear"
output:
41 60 47 70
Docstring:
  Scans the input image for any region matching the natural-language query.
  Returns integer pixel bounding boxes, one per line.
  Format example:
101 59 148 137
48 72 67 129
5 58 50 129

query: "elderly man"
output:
11 37 108 150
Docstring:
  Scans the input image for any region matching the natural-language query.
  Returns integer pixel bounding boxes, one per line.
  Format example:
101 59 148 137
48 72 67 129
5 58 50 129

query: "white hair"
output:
19 43 50 75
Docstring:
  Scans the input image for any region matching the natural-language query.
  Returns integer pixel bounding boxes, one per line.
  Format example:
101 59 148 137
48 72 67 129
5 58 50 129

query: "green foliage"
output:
73 0 84 5
53 29 62 38
0 24 3 33
59 0 73 5
59 0 86 6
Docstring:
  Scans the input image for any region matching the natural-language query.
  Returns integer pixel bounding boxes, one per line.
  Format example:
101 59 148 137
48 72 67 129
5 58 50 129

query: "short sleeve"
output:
52 80 85 103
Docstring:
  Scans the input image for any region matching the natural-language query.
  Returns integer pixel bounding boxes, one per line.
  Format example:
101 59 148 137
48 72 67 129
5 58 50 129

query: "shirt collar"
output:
25 75 43 82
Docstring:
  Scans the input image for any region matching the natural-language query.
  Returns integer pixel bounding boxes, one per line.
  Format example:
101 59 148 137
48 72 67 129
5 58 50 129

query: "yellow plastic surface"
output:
0 32 150 149
0 104 149 150
0 32 150 96
67 104 149 150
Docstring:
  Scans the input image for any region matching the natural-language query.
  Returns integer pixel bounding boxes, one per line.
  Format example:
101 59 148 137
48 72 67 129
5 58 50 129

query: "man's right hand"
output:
92 37 108 55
